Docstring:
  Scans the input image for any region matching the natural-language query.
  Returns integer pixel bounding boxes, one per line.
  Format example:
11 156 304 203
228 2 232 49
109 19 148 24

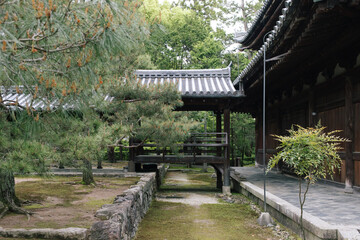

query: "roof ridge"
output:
135 67 231 78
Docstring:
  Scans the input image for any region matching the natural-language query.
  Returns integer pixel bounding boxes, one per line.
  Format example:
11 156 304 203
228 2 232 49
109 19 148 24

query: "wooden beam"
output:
134 155 226 164
345 76 355 192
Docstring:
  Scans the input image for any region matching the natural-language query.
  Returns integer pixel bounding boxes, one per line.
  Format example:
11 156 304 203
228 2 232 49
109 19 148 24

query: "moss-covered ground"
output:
135 165 297 240
0 176 139 230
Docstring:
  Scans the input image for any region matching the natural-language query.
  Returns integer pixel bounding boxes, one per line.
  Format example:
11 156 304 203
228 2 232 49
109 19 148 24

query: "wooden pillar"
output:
216 112 222 156
216 112 222 131
345 76 354 193
223 108 231 189
215 166 223 189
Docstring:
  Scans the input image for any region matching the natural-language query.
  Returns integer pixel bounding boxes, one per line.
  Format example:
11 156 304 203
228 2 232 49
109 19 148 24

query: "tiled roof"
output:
0 86 69 110
1 67 243 111
234 0 294 87
135 66 243 98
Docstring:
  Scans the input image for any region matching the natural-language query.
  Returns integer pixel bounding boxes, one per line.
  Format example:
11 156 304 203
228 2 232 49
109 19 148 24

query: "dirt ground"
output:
0 176 139 229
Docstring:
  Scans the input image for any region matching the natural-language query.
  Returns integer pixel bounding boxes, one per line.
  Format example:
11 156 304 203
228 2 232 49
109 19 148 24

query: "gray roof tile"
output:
135 66 242 98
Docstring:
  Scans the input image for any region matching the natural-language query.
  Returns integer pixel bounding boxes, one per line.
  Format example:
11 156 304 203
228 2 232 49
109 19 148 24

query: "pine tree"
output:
0 0 198 218
0 0 149 217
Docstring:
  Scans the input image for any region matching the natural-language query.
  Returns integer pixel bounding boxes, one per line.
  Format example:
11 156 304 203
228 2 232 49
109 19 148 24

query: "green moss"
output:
135 201 276 240
135 201 194 240
8 176 139 229
15 177 84 203
23 203 52 210
82 197 114 210
135 169 294 240
15 176 140 205
34 221 62 229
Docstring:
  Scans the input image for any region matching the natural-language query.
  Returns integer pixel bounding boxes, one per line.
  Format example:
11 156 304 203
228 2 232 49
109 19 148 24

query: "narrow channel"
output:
134 165 295 240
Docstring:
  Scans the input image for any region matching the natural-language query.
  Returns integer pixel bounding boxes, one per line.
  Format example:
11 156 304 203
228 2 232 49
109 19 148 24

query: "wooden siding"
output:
355 161 360 186
254 89 360 186
355 103 360 152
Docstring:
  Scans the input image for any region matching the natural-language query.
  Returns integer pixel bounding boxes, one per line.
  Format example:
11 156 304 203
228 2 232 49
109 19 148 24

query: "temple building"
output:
233 0 360 191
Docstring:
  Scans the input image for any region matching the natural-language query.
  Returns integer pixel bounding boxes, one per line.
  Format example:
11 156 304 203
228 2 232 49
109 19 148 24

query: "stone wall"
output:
89 165 167 240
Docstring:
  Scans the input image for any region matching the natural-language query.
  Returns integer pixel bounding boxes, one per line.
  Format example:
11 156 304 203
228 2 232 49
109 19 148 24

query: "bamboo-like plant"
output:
267 123 346 240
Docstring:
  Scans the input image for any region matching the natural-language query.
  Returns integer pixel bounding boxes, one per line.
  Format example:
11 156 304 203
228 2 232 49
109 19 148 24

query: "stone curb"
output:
231 173 360 240
0 227 88 240
51 172 145 177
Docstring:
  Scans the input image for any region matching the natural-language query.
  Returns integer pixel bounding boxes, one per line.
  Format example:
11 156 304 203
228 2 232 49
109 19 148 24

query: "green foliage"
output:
0 111 52 174
177 0 229 24
140 0 258 83
0 0 148 113
267 124 346 239
186 111 216 133
185 111 255 165
142 2 211 69
231 113 255 164
190 33 223 69
0 0 152 173
103 78 199 151
224 51 251 81
268 124 345 183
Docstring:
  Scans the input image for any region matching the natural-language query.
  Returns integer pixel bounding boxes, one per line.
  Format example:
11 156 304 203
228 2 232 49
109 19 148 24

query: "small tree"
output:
267 124 346 240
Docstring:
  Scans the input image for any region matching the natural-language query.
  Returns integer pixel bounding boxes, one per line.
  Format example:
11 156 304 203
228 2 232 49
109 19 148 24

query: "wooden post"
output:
231 126 235 166
215 167 223 189
344 76 354 193
216 112 222 157
223 108 231 193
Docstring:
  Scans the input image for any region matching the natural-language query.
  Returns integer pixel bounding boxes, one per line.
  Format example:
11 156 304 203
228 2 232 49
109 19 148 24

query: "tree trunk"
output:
82 160 95 185
0 169 20 207
58 161 65 169
299 177 310 240
0 169 31 219
240 0 249 32
97 159 103 169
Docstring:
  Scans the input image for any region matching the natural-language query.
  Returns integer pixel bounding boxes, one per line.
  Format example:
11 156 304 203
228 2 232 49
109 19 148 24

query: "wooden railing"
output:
133 132 228 164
